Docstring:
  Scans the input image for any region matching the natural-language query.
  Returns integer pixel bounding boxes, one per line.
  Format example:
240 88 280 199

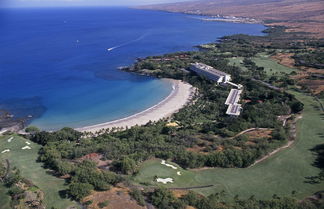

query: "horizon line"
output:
0 5 137 9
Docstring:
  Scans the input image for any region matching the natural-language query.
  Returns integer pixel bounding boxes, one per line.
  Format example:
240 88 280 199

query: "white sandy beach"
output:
76 79 195 133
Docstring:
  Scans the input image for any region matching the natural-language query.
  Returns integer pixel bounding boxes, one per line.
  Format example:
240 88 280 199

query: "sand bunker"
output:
25 141 31 145
1 149 10 153
161 160 177 169
22 146 31 150
156 178 174 184
177 171 181 176
0 130 7 135
7 137 13 142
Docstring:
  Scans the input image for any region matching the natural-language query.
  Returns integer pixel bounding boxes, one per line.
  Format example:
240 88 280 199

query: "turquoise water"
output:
0 7 265 130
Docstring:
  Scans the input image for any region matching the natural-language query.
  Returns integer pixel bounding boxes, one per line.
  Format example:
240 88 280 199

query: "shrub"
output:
98 200 109 208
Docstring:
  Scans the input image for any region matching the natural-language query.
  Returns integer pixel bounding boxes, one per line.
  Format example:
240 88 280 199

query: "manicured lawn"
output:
227 54 297 76
252 53 297 76
134 91 324 200
227 57 248 71
0 135 78 209
133 159 200 187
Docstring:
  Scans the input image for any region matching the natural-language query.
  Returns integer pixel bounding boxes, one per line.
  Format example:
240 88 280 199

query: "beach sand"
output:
76 79 195 133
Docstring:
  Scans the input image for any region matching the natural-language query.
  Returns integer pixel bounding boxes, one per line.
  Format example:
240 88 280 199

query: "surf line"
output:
107 32 149 52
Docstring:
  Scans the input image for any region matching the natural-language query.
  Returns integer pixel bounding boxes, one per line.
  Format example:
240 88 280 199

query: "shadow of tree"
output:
59 189 69 199
304 176 321 184
305 143 324 184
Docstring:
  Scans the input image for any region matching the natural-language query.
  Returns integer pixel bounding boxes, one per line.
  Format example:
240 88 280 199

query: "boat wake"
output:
107 32 149 52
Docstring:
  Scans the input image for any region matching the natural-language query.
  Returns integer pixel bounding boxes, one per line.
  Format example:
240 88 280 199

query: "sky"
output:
1 0 191 8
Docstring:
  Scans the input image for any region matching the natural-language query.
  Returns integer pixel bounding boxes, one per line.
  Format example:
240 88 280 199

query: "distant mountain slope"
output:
138 0 324 37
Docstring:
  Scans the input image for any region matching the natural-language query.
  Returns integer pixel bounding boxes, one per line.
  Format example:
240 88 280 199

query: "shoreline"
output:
186 15 262 24
76 79 195 133
135 7 263 25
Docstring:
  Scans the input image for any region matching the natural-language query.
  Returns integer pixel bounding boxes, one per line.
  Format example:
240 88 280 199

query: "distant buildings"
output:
189 62 243 116
190 62 231 84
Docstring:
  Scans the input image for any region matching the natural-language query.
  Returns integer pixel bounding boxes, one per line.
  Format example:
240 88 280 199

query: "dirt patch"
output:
83 187 145 209
172 190 189 198
186 146 208 155
245 141 256 146
216 145 224 152
233 146 242 150
299 79 324 94
271 53 295 68
271 53 324 94
245 129 273 139
302 67 324 75
77 153 111 167
284 56 324 94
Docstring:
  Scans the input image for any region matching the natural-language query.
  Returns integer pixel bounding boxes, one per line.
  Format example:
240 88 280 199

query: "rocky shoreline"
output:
0 110 26 133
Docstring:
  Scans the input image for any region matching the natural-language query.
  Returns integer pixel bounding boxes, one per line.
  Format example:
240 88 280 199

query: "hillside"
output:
138 0 324 38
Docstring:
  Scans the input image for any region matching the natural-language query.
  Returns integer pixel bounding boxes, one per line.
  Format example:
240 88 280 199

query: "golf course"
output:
134 91 324 199
0 135 78 209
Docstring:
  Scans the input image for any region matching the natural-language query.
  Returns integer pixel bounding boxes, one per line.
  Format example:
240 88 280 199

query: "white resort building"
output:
190 62 231 84
225 89 242 105
224 89 243 116
189 62 244 116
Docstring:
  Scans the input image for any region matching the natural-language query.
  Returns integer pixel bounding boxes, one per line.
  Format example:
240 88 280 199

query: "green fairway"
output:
252 53 297 76
0 135 78 209
133 159 200 187
134 91 324 199
227 57 248 71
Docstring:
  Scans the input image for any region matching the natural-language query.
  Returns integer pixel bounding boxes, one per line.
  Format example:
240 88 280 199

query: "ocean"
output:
0 7 265 130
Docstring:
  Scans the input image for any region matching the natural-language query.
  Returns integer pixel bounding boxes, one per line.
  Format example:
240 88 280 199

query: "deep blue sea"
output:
0 7 265 130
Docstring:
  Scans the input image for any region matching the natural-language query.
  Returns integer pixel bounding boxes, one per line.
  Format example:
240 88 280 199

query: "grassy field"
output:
252 53 297 76
227 53 297 76
0 135 78 209
227 57 248 71
134 91 324 199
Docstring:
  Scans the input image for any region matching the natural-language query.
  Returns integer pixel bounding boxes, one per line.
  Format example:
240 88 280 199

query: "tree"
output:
8 185 24 198
130 188 146 206
25 126 40 133
68 182 93 200
55 160 74 176
98 201 109 208
271 127 287 141
150 187 185 209
5 170 21 187
113 157 137 175
291 101 304 113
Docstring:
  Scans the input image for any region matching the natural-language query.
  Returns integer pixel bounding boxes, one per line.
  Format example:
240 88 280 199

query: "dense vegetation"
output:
146 187 323 209
293 51 324 69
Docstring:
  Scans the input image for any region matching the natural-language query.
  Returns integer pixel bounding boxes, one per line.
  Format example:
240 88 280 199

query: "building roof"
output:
225 89 242 105
191 63 230 78
226 104 242 116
